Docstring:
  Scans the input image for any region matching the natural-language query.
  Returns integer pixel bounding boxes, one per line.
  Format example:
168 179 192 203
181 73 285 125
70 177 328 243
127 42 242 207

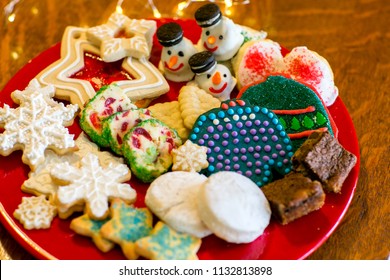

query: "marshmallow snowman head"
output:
195 3 244 62
157 22 198 82
189 51 236 101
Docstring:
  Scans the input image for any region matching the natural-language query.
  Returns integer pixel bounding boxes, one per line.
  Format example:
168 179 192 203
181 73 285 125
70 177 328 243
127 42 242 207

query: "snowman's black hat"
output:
195 3 222 28
188 51 216 74
156 22 183 47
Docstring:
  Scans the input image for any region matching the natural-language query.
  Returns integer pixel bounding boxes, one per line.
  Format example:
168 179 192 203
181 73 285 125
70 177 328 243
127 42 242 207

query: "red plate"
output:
0 19 360 260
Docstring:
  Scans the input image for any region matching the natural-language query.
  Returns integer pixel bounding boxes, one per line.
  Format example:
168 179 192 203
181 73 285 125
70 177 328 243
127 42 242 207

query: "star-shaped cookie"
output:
135 221 201 260
100 199 153 260
50 153 136 220
87 12 156 62
70 213 114 252
36 26 169 110
0 85 78 170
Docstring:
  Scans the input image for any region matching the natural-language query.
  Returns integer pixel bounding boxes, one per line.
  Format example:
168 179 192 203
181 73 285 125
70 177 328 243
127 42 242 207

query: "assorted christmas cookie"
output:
145 171 211 238
189 51 236 101
100 199 153 260
232 40 338 106
80 84 137 147
87 13 156 62
22 132 124 199
101 108 153 155
51 153 136 220
122 119 182 183
70 214 114 253
35 25 169 110
157 22 198 82
261 172 325 225
237 75 337 152
171 140 209 172
190 99 294 187
13 195 57 230
0 80 78 170
135 221 201 260
197 171 271 243
292 131 357 193
195 3 244 61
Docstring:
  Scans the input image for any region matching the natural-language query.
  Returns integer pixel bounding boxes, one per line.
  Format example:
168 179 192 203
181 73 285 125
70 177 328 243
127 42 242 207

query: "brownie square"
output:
292 131 357 193
262 172 325 225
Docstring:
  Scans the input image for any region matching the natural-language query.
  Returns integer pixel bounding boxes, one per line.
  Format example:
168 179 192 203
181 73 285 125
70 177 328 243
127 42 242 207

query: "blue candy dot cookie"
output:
189 99 294 187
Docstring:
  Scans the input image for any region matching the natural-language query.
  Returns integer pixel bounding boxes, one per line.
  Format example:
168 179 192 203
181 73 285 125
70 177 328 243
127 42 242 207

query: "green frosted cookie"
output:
79 84 136 147
122 119 182 183
101 108 153 155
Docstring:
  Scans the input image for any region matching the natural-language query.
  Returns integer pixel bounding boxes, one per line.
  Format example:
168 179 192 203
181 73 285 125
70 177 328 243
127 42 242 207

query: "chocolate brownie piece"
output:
262 172 325 225
292 131 357 193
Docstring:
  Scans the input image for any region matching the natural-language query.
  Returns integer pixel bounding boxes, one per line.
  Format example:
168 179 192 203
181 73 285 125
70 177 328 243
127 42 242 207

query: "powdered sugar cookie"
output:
35 26 169 110
197 171 271 243
22 132 124 199
135 221 201 260
70 213 114 253
13 195 57 230
100 199 153 260
145 171 211 238
178 84 221 130
51 153 136 220
171 140 209 172
0 83 78 170
87 13 156 62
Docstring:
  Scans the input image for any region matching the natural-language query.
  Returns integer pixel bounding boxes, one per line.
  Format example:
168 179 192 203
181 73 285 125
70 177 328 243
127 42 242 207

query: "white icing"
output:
160 38 197 82
199 17 244 61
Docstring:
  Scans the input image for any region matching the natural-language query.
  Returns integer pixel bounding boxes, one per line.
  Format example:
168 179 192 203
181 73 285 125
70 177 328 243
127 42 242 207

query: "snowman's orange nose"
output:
207 36 216 45
212 71 221 85
168 56 178 68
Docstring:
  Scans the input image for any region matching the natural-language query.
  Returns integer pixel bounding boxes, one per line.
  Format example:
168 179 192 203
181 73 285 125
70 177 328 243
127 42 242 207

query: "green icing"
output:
278 117 287 129
302 115 315 129
291 117 301 130
315 112 327 125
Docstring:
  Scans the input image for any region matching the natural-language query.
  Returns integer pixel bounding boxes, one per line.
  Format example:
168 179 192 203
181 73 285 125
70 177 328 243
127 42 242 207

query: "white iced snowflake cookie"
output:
0 81 78 170
13 195 57 230
197 171 271 243
172 140 208 172
22 132 124 199
51 153 136 220
145 171 211 238
87 12 156 62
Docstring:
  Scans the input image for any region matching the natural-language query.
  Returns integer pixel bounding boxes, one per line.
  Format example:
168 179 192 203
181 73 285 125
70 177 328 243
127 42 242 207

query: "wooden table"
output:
0 0 388 260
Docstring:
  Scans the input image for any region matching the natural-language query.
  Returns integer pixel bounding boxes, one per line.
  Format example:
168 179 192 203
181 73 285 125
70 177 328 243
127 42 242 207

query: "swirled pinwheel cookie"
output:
0 80 78 170
101 108 153 155
13 195 57 230
80 84 137 147
22 132 124 199
100 199 153 260
135 221 201 260
50 153 136 220
122 119 182 183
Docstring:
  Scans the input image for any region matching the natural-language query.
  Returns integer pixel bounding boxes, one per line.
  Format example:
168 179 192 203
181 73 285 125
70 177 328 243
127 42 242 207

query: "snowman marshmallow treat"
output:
195 3 244 62
157 22 198 82
189 51 236 101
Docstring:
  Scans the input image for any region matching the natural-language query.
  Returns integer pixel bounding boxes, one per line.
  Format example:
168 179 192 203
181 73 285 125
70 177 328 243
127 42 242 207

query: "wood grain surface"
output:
0 0 389 260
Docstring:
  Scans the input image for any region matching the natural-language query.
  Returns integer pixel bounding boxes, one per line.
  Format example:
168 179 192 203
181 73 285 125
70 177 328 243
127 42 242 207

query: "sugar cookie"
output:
197 171 271 243
135 221 201 260
145 171 211 238
171 140 209 172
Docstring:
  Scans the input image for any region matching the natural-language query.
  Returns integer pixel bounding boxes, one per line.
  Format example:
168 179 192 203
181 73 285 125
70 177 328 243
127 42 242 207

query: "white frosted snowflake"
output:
51 153 136 220
13 195 57 230
0 88 78 170
172 140 209 172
